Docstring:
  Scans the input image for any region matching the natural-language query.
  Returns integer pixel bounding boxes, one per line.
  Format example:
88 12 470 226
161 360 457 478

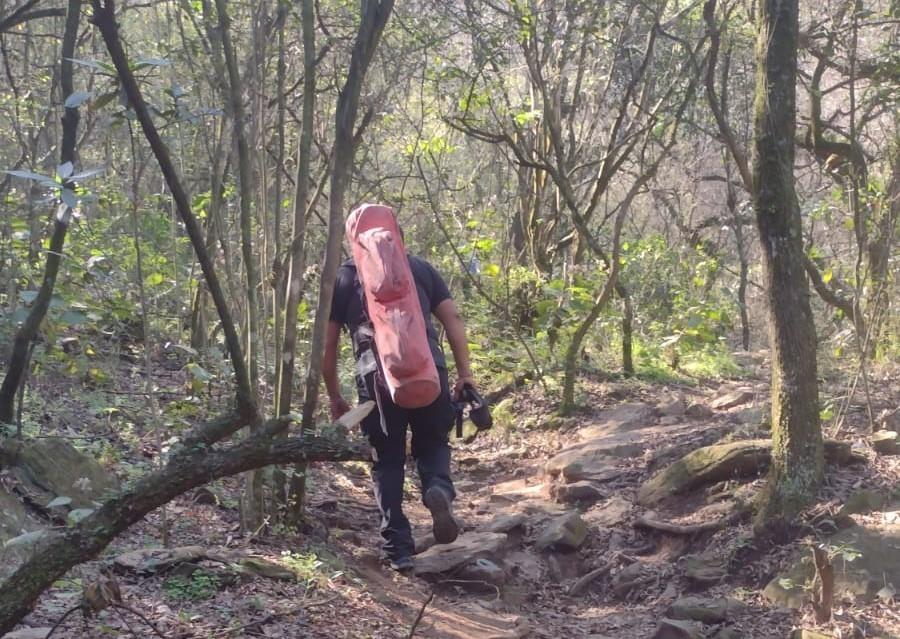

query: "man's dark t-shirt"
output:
330 256 451 370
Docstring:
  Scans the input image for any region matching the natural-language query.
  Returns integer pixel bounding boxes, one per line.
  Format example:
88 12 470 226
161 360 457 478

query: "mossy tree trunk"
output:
750 0 823 532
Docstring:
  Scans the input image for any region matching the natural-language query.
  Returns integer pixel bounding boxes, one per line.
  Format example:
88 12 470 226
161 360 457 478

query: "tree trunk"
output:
727 170 751 351
214 0 265 530
751 0 823 532
738 256 750 351
190 132 228 351
619 284 635 377
866 144 898 352
269 0 289 513
292 0 395 521
560 204 629 415
0 0 80 423
278 0 317 524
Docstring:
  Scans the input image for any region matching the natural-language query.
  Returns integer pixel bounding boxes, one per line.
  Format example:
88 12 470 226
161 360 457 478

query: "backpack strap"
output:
351 270 389 435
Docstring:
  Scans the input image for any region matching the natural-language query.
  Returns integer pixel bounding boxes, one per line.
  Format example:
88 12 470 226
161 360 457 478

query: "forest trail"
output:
5 351 900 639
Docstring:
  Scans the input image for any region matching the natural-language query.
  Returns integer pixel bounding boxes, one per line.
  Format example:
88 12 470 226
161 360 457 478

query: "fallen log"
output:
0 405 373 635
637 438 857 506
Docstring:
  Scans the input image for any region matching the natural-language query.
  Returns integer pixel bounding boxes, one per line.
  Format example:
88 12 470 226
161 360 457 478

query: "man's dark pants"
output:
358 368 456 560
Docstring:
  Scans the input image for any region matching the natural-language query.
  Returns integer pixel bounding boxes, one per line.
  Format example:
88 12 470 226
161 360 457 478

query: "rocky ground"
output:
2 350 899 638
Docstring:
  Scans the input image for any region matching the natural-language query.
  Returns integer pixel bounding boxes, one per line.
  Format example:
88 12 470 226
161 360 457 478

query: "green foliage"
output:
163 570 221 601
623 235 739 377
279 547 350 592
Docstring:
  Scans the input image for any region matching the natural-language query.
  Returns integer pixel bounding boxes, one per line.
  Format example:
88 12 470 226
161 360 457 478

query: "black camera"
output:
453 383 493 439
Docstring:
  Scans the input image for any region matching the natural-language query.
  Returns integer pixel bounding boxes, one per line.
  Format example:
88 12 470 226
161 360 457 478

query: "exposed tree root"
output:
633 508 747 535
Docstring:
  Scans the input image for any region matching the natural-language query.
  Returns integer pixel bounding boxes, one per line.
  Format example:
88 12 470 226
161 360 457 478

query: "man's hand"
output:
329 395 351 420
453 376 477 401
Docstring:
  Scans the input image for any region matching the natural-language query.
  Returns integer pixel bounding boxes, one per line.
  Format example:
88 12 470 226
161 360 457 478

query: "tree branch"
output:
0 405 374 634
0 6 65 32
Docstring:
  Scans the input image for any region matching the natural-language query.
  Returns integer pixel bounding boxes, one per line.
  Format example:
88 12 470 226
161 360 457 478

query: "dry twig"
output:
406 590 435 639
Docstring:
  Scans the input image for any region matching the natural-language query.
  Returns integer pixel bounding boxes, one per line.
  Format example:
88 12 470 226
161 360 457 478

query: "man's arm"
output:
433 298 476 398
323 320 350 419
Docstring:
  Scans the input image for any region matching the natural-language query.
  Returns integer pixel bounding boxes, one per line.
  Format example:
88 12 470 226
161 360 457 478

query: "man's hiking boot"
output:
424 486 459 544
388 555 415 573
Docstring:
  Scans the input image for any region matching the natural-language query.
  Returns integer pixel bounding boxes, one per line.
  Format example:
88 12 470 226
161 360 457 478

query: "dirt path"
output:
5 356 900 639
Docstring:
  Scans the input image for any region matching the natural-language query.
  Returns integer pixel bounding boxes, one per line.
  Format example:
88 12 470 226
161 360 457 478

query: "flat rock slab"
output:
501 499 569 526
872 431 899 455
416 601 529 639
668 596 746 623
547 421 702 483
683 554 728 589
3 437 119 509
710 388 755 410
578 403 657 440
685 403 714 419
458 557 506 586
545 442 642 482
535 512 588 551
653 618 703 639
586 496 633 527
484 513 527 534
550 480 606 505
490 479 547 503
414 532 507 575
765 524 900 608
657 394 687 417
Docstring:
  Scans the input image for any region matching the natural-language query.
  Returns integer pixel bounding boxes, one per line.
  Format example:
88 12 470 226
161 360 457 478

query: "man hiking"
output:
323 208 477 572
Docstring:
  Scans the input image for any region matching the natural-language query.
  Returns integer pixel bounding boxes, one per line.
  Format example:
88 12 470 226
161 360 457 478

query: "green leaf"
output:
60 189 77 208
822 268 833 284
90 91 118 112
146 272 165 286
70 167 105 181
66 57 115 73
187 362 212 382
170 343 199 357
67 508 94 525
4 530 45 548
777 577 796 590
57 162 74 179
5 169 55 186
133 57 171 70
64 91 92 108
513 109 540 126
47 496 73 508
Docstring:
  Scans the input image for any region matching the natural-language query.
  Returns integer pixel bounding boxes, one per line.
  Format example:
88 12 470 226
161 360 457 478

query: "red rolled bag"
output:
345 203 441 408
